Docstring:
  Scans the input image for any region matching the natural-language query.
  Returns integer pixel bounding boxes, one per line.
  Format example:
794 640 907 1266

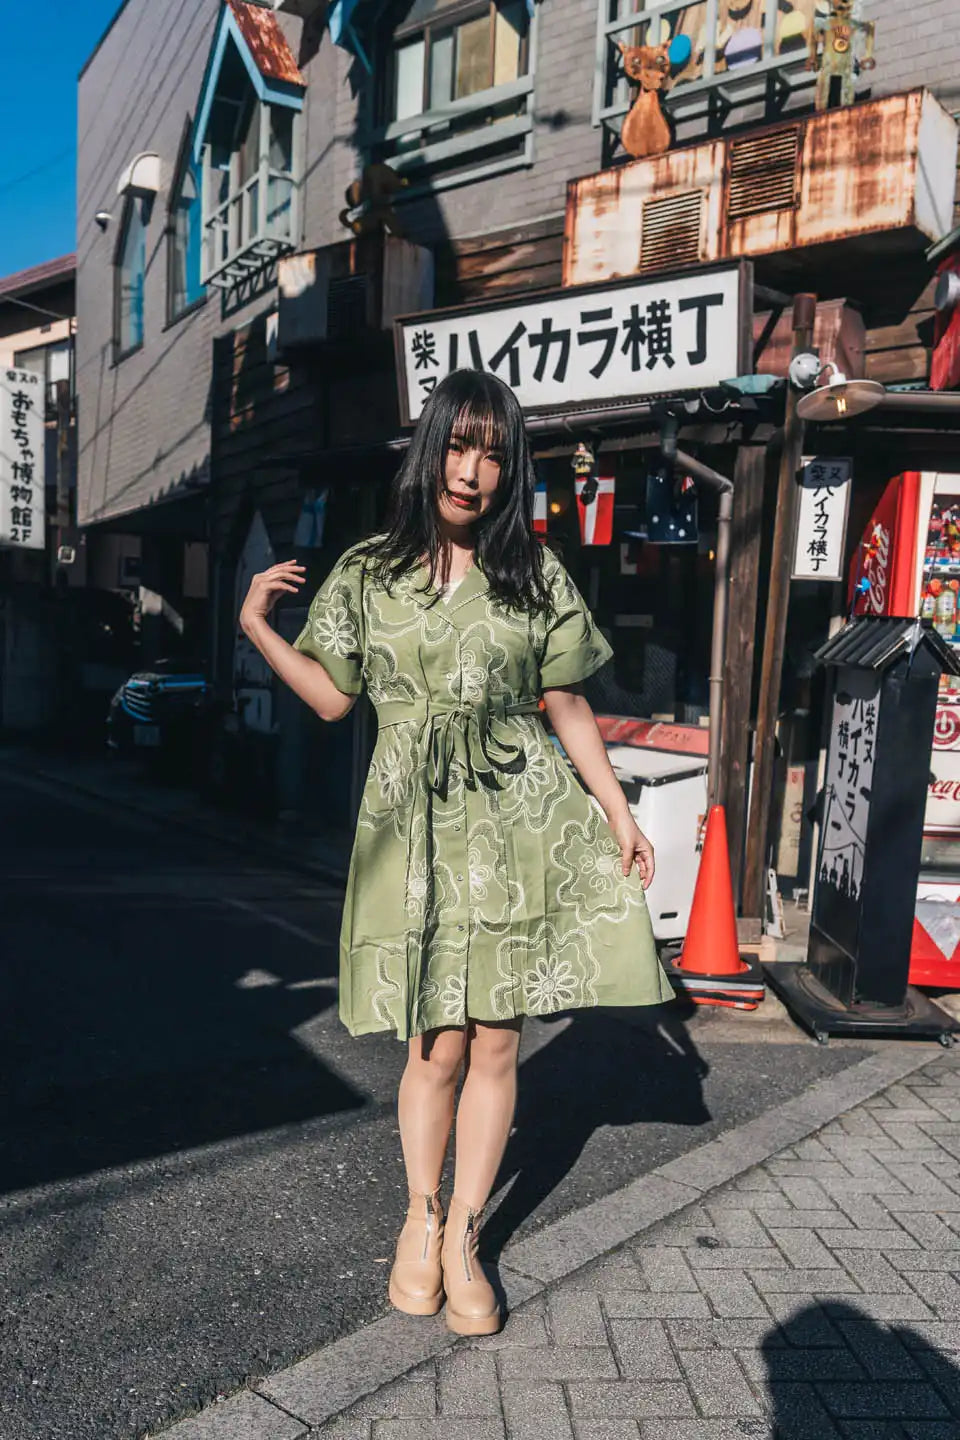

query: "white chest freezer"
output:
549 735 708 942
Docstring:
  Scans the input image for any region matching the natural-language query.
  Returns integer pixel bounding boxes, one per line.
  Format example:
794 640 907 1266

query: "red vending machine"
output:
851 471 960 987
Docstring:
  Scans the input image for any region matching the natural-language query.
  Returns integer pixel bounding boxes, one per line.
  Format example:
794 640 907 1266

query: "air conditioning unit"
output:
277 236 435 348
564 89 957 322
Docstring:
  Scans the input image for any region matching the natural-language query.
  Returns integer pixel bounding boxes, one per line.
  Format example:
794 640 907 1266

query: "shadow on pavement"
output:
484 1003 711 1255
0 882 364 1196
760 1300 960 1435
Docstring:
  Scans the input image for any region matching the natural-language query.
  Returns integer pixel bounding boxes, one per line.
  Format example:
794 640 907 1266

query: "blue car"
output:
107 658 218 776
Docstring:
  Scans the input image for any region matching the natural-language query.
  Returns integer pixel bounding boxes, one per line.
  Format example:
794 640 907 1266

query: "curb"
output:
154 1043 944 1438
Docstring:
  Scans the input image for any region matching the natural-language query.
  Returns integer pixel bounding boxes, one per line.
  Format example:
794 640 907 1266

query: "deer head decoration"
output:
618 41 672 158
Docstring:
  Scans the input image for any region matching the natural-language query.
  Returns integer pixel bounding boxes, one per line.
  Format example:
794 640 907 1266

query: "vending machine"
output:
851 471 960 986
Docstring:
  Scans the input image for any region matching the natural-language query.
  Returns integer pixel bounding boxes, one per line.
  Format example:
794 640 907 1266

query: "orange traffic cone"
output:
662 805 765 1009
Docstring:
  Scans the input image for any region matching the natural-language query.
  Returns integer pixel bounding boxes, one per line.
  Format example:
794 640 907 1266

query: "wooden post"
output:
718 444 766 904
741 293 817 920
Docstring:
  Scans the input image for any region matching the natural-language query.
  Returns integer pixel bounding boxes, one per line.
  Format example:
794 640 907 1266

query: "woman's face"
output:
437 429 502 529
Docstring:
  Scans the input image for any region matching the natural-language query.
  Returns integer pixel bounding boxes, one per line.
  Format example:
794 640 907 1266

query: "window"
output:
115 196 148 357
168 124 205 322
387 0 527 121
14 338 74 417
372 0 534 187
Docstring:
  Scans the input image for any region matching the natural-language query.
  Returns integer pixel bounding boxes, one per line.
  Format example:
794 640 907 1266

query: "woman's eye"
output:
485 453 502 466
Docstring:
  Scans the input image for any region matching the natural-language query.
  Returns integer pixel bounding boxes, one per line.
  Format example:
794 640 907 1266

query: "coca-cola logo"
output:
863 523 889 614
929 779 960 803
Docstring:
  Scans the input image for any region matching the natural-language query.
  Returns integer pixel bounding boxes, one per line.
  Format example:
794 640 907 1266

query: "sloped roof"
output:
815 616 960 675
226 0 303 87
0 254 76 303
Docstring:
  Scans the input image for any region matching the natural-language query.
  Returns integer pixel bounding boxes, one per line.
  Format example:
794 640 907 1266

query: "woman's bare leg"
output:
398 1027 467 1193
452 1019 522 1210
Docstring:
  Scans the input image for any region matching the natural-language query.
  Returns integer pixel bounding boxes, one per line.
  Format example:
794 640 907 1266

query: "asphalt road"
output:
0 765 866 1440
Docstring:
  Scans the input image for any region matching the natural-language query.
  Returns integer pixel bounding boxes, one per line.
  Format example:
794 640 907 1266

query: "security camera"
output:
95 211 113 231
788 351 822 391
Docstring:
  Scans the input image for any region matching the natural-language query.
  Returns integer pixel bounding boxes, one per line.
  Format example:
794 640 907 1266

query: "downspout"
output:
663 445 734 812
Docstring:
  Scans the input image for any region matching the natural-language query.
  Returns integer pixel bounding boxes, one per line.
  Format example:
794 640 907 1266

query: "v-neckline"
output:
414 555 488 613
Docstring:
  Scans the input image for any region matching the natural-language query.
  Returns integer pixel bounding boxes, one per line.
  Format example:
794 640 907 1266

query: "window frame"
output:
113 193 149 363
13 337 75 418
363 0 537 196
199 91 302 290
166 117 207 327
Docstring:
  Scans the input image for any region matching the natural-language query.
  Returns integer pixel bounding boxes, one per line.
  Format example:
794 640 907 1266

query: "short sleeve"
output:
538 554 614 690
292 548 366 696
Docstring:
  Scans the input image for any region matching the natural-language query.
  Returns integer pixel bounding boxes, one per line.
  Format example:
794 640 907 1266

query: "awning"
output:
193 0 305 166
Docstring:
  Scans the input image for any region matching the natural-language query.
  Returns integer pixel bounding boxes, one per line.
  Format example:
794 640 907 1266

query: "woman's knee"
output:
407 1027 466 1087
465 1020 521 1079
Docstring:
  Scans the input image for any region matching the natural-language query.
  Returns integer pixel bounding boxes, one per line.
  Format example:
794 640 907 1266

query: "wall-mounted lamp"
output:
795 360 886 422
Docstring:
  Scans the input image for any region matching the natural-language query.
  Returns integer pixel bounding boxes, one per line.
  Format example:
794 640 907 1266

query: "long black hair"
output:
355 369 553 616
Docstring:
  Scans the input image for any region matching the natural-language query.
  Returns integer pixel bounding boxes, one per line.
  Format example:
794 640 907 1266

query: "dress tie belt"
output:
377 697 542 795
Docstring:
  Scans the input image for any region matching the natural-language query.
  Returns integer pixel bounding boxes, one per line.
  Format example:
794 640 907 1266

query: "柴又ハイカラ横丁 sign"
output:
793 457 852 582
1 367 45 550
394 264 750 423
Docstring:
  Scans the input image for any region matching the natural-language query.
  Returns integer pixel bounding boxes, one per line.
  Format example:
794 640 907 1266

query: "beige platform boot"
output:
441 1195 501 1336
388 1188 445 1316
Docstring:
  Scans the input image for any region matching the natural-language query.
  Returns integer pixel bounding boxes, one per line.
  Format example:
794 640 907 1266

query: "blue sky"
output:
0 0 122 279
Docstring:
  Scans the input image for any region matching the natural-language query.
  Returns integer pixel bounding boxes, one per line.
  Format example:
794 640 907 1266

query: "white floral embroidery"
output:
311 593 359 658
439 972 467 1022
551 810 646 926
524 954 578 1013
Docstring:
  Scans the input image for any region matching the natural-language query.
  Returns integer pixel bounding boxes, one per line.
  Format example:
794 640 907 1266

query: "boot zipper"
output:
421 1197 433 1263
461 1210 475 1283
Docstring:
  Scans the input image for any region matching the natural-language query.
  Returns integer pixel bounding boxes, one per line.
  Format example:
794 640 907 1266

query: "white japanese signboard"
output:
395 264 748 423
1 366 45 550
792 457 852 582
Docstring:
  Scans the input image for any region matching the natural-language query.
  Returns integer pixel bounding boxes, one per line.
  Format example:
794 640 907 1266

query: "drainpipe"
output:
663 443 734 812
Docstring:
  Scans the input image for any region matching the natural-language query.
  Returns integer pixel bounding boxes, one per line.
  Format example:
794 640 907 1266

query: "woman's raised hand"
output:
239 561 306 635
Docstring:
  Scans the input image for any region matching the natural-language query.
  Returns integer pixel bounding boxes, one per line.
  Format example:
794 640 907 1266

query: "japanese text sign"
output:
814 675 880 956
793 457 852 582
395 265 748 423
1 367 45 551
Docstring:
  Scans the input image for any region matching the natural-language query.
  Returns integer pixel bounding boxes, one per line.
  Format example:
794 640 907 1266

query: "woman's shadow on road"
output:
483 1001 711 1257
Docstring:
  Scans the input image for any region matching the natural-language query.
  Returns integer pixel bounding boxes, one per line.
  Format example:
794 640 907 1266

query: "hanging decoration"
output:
293 487 329 549
572 443 615 546
645 466 699 545
808 0 876 111
618 41 672 158
533 478 548 538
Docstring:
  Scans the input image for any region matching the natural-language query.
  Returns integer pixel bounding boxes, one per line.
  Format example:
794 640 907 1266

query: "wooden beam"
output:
718 443 767 905
742 293 817 921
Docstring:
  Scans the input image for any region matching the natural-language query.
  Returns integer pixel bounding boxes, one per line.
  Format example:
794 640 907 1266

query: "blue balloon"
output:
668 33 692 67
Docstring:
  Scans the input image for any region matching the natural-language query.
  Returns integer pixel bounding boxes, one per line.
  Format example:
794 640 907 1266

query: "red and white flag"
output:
533 481 548 536
576 476 615 546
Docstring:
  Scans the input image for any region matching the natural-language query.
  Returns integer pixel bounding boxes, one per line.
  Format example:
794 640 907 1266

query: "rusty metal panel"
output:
563 140 723 287
227 0 304 86
564 90 958 290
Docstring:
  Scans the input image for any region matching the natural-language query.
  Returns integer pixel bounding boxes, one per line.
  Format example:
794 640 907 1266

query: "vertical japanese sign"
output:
793 458 852 581
0 367 45 550
395 264 748 423
813 674 879 958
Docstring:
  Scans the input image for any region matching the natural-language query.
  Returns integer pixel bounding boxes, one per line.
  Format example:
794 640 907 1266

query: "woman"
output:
239 369 673 1337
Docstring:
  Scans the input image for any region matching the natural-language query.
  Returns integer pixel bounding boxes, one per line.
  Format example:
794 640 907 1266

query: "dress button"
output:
457 923 465 931
457 873 464 882
454 824 461 832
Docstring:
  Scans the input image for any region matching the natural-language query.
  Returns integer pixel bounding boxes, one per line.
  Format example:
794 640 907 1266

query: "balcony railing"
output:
363 72 536 193
594 0 816 135
201 155 299 290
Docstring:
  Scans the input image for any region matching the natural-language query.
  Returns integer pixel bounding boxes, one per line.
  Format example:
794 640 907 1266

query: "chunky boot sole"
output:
444 1301 502 1336
389 1273 445 1317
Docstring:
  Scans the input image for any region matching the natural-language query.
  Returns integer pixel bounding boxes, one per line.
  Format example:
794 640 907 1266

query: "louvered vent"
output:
727 127 800 222
326 275 370 339
640 191 704 272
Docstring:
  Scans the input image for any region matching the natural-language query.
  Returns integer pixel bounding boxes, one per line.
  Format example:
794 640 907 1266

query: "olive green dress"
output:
294 540 673 1040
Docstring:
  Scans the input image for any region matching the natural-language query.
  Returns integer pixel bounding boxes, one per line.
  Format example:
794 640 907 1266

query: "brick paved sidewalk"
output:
158 1049 960 1440
312 1052 960 1440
